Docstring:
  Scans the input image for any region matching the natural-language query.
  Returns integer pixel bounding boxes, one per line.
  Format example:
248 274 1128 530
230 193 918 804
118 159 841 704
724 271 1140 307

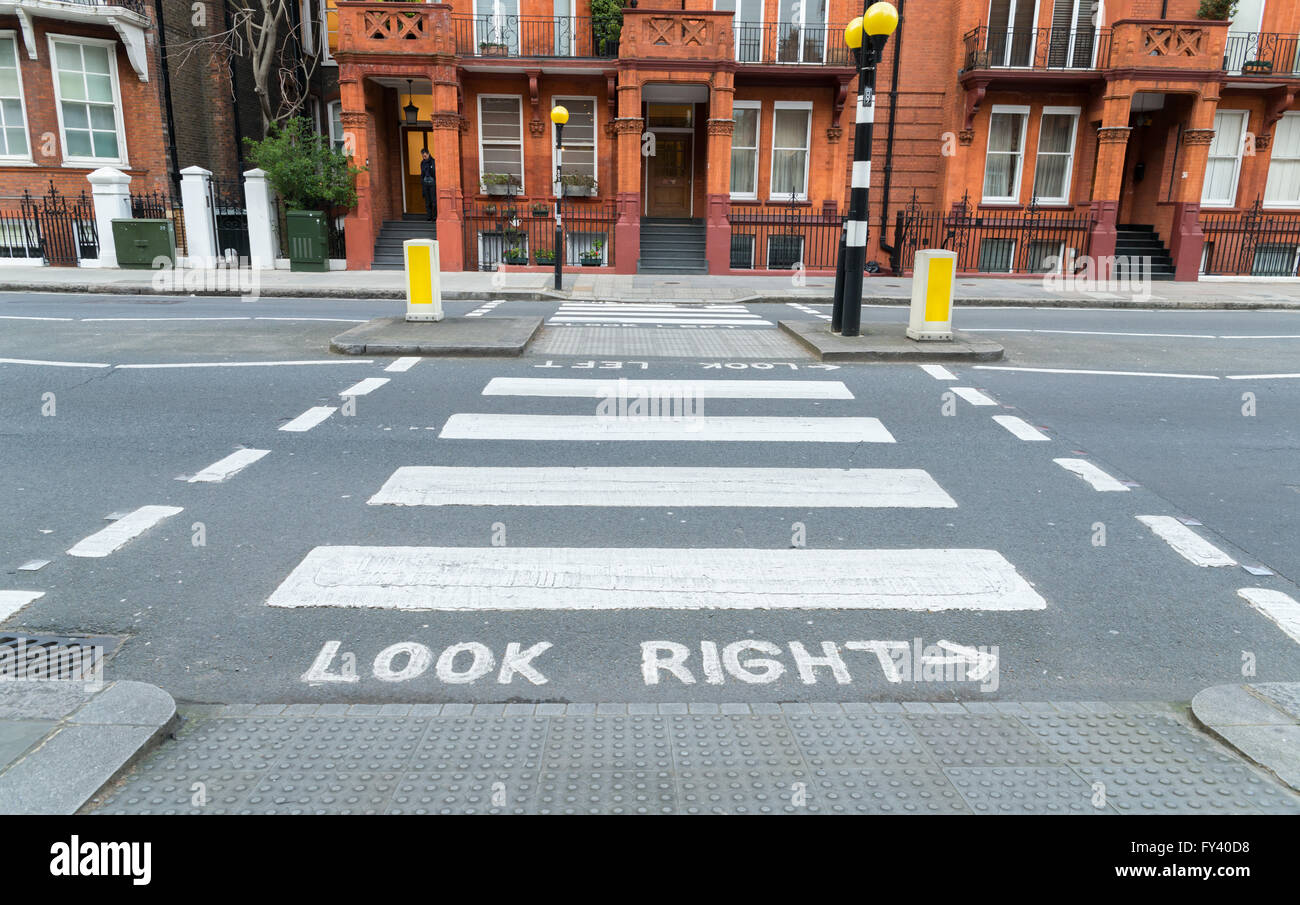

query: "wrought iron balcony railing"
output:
1223 32 1300 76
22 0 151 16
963 25 1111 72
733 21 854 66
453 15 619 59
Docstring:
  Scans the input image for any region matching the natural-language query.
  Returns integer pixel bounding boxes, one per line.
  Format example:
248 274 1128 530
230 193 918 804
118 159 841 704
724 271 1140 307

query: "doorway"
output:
645 135 693 218
402 127 433 216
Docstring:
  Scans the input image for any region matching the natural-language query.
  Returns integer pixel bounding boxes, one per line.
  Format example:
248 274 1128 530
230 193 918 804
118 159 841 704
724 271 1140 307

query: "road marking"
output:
1137 515 1237 567
439 414 895 443
188 448 270 483
0 590 44 621
66 505 183 558
1032 329 1218 339
549 317 772 327
919 364 956 380
992 415 1049 441
1218 335 1300 339
116 360 374 369
1053 458 1129 491
79 316 251 322
1225 373 1300 380
340 377 390 396
1238 588 1300 645
0 315 73 321
254 317 368 323
266 547 1046 612
559 304 751 312
17 560 50 572
974 366 1219 380
385 357 422 372
280 406 337 432
368 467 957 508
482 377 853 399
0 357 109 368
949 386 997 406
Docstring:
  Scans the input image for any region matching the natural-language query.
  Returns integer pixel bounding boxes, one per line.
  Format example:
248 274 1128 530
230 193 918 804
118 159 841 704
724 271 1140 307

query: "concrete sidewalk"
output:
4 265 1300 307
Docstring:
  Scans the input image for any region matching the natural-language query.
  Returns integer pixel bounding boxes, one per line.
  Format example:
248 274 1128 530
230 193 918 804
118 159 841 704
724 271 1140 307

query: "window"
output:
768 235 804 269
978 238 1015 272
718 0 764 62
1203 110 1249 207
776 0 828 63
322 0 338 65
478 96 524 191
475 0 521 55
1252 244 1299 276
730 102 760 198
1031 107 1079 203
51 38 124 164
565 231 608 265
552 96 596 194
1265 112 1300 207
1026 240 1064 273
770 102 811 200
730 233 755 268
328 101 345 152
0 36 29 159
987 0 1038 67
1045 0 1100 68
983 106 1028 203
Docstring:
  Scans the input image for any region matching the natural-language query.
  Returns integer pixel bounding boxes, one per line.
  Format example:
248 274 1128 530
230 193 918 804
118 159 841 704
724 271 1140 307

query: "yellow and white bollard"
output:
906 248 956 341
403 238 444 323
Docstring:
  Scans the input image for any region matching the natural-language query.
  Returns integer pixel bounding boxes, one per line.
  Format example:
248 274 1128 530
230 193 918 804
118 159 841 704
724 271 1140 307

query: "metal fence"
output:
1200 200 1300 276
462 199 617 271
962 25 1111 71
892 192 1091 274
130 189 187 256
728 203 842 270
0 197 42 260
453 15 618 58
211 178 250 261
1222 32 1300 76
734 22 855 66
0 183 99 266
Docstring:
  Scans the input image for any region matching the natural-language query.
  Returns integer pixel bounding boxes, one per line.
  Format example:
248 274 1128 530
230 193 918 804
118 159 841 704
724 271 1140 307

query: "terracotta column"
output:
429 62 465 272
1087 87 1132 263
339 70 374 270
613 74 643 275
705 71 735 274
1168 92 1219 281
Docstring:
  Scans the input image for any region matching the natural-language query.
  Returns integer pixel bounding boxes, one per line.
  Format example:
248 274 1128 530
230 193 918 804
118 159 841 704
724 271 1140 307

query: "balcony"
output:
453 16 618 59
1223 32 1300 78
962 26 1111 73
1107 18 1228 73
733 21 854 67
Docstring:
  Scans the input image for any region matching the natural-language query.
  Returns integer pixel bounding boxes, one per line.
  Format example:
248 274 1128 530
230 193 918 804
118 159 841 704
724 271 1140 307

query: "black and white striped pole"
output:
835 3 898 337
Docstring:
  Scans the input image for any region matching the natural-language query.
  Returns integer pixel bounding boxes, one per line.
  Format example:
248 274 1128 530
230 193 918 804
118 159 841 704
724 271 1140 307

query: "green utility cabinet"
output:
286 209 328 272
112 219 176 269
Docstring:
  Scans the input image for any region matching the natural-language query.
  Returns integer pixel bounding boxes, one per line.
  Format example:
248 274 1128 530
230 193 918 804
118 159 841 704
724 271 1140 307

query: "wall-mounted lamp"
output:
403 79 419 125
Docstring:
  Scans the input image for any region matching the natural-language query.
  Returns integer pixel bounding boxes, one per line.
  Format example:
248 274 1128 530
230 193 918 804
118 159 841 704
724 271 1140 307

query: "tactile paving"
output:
531 326 808 358
945 766 1107 815
785 715 933 768
389 771 537 815
541 715 671 771
413 717 548 772
904 714 1062 766
1017 713 1241 768
669 714 806 770
535 770 677 815
242 771 400 815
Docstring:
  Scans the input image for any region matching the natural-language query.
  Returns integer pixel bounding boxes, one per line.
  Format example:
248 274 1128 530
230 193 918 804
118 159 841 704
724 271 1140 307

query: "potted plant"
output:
504 244 528 265
535 247 557 265
591 0 623 56
559 173 598 197
531 202 550 217
580 238 604 266
479 41 510 56
483 203 498 216
481 173 521 196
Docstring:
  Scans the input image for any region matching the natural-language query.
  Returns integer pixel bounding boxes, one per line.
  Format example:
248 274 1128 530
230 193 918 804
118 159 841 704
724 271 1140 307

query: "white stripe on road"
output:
1238 588 1300 645
385 357 422 373
439 414 895 443
549 317 772 327
339 377 390 397
188 448 270 483
79 317 250 322
992 415 1049 441
1053 458 1129 492
368 467 956 508
1225 373 1300 380
919 364 956 380
974 366 1218 380
117 360 374 369
1218 335 1300 339
1032 330 1218 339
481 377 853 399
280 406 337 432
266 546 1045 612
0 315 73 321
254 317 368 323
0 590 44 621
1137 516 1237 567
66 505 183 558
949 386 997 406
0 358 109 368
557 304 750 312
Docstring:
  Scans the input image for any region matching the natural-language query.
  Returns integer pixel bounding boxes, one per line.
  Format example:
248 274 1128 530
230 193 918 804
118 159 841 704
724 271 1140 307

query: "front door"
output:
402 128 432 215
646 135 692 218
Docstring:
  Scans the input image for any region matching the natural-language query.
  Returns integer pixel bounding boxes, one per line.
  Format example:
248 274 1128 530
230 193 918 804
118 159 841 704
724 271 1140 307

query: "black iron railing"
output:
962 26 1110 71
892 191 1091 274
67 0 151 16
1222 32 1300 76
0 195 43 260
462 198 616 271
1201 200 1300 276
728 201 842 270
453 16 618 58
131 188 187 256
733 22 855 66
211 178 250 261
12 183 99 266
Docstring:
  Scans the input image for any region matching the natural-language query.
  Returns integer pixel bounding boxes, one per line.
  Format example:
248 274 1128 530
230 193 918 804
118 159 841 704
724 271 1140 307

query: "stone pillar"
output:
86 167 132 268
243 168 278 269
1167 93 1220 281
705 71 735 274
1088 88 1132 264
179 165 217 266
614 76 643 275
430 112 465 273
339 72 373 270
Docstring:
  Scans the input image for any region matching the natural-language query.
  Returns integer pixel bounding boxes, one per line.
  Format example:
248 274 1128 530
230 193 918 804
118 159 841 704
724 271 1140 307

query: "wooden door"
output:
646 135 692 218
403 128 432 215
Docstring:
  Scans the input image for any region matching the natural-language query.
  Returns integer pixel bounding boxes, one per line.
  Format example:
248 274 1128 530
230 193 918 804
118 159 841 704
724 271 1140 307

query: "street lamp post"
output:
833 3 898 337
550 105 569 292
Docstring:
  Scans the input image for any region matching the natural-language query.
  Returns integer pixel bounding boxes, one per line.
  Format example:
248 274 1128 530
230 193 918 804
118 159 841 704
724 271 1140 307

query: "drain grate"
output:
0 633 123 681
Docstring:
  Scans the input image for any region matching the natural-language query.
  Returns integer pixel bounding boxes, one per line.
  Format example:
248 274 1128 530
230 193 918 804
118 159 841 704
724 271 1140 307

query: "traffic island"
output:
778 321 1004 362
330 315 544 357
1191 682 1300 792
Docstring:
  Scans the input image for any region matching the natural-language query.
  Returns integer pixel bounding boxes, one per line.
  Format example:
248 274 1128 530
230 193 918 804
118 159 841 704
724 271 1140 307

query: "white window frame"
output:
717 0 765 63
730 100 761 199
1202 109 1250 208
321 0 337 66
982 104 1030 204
0 32 32 162
300 0 315 56
550 95 597 196
474 0 521 54
768 100 812 201
1031 105 1079 204
987 0 1041 68
47 34 128 167
775 0 829 64
327 100 344 151
477 93 525 194
1264 110 1300 208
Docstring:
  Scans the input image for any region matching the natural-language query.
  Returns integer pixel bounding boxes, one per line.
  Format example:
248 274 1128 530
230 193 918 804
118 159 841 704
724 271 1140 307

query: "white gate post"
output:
243 167 278 269
179 165 216 266
86 167 132 268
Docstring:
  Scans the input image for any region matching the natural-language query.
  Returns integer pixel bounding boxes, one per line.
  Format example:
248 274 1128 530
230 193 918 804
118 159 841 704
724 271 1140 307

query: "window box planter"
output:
479 42 510 57
534 250 557 265
579 255 602 266
531 204 551 217
481 174 521 197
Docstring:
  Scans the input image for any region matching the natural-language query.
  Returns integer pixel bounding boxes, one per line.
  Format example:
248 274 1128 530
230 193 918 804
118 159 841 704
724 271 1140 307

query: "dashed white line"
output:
117 360 374 369
1238 588 1300 645
974 366 1219 380
385 357 422 373
254 317 369 323
1137 516 1237 567
188 448 270 483
1225 373 1300 380
79 317 251 322
991 415 1049 441
1053 458 1129 492
66 505 184 558
0 357 109 368
919 364 956 380
949 386 998 406
0 315 73 321
280 406 338 432
0 590 44 621
482 377 853 399
339 377 390 397
439 414 895 443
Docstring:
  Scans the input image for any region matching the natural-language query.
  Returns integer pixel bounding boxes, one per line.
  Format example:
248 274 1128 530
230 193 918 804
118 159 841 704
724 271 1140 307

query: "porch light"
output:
403 80 419 125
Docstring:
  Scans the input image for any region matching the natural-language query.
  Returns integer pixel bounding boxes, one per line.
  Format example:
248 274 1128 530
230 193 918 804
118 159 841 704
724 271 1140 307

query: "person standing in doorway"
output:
420 148 436 221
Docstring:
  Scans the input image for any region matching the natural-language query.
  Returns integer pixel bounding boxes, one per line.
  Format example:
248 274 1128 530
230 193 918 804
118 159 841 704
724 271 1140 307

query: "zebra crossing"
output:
546 302 774 328
266 373 1048 615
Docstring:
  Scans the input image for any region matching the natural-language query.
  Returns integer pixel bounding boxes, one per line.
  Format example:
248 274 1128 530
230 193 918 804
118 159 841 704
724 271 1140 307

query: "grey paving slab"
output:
945 766 1109 815
70 681 176 727
0 681 95 721
0 723 160 814
1214 725 1300 792
780 321 1005 362
1191 684 1294 728
0 720 56 769
1253 682 1300 721
331 316 543 356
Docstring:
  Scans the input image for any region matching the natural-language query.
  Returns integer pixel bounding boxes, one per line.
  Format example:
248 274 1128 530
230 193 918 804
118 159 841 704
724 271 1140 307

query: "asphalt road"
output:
2 291 1299 706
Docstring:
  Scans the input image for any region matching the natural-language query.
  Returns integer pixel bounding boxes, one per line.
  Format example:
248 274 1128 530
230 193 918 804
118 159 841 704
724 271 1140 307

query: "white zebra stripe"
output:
438 413 895 443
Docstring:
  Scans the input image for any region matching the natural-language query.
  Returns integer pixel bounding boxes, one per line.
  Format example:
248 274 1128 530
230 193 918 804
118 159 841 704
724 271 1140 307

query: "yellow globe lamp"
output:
550 105 569 126
843 17 863 50
864 2 899 37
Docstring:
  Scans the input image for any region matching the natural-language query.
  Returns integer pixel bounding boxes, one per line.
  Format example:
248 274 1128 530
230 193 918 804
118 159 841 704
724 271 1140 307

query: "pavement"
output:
3 289 1300 814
